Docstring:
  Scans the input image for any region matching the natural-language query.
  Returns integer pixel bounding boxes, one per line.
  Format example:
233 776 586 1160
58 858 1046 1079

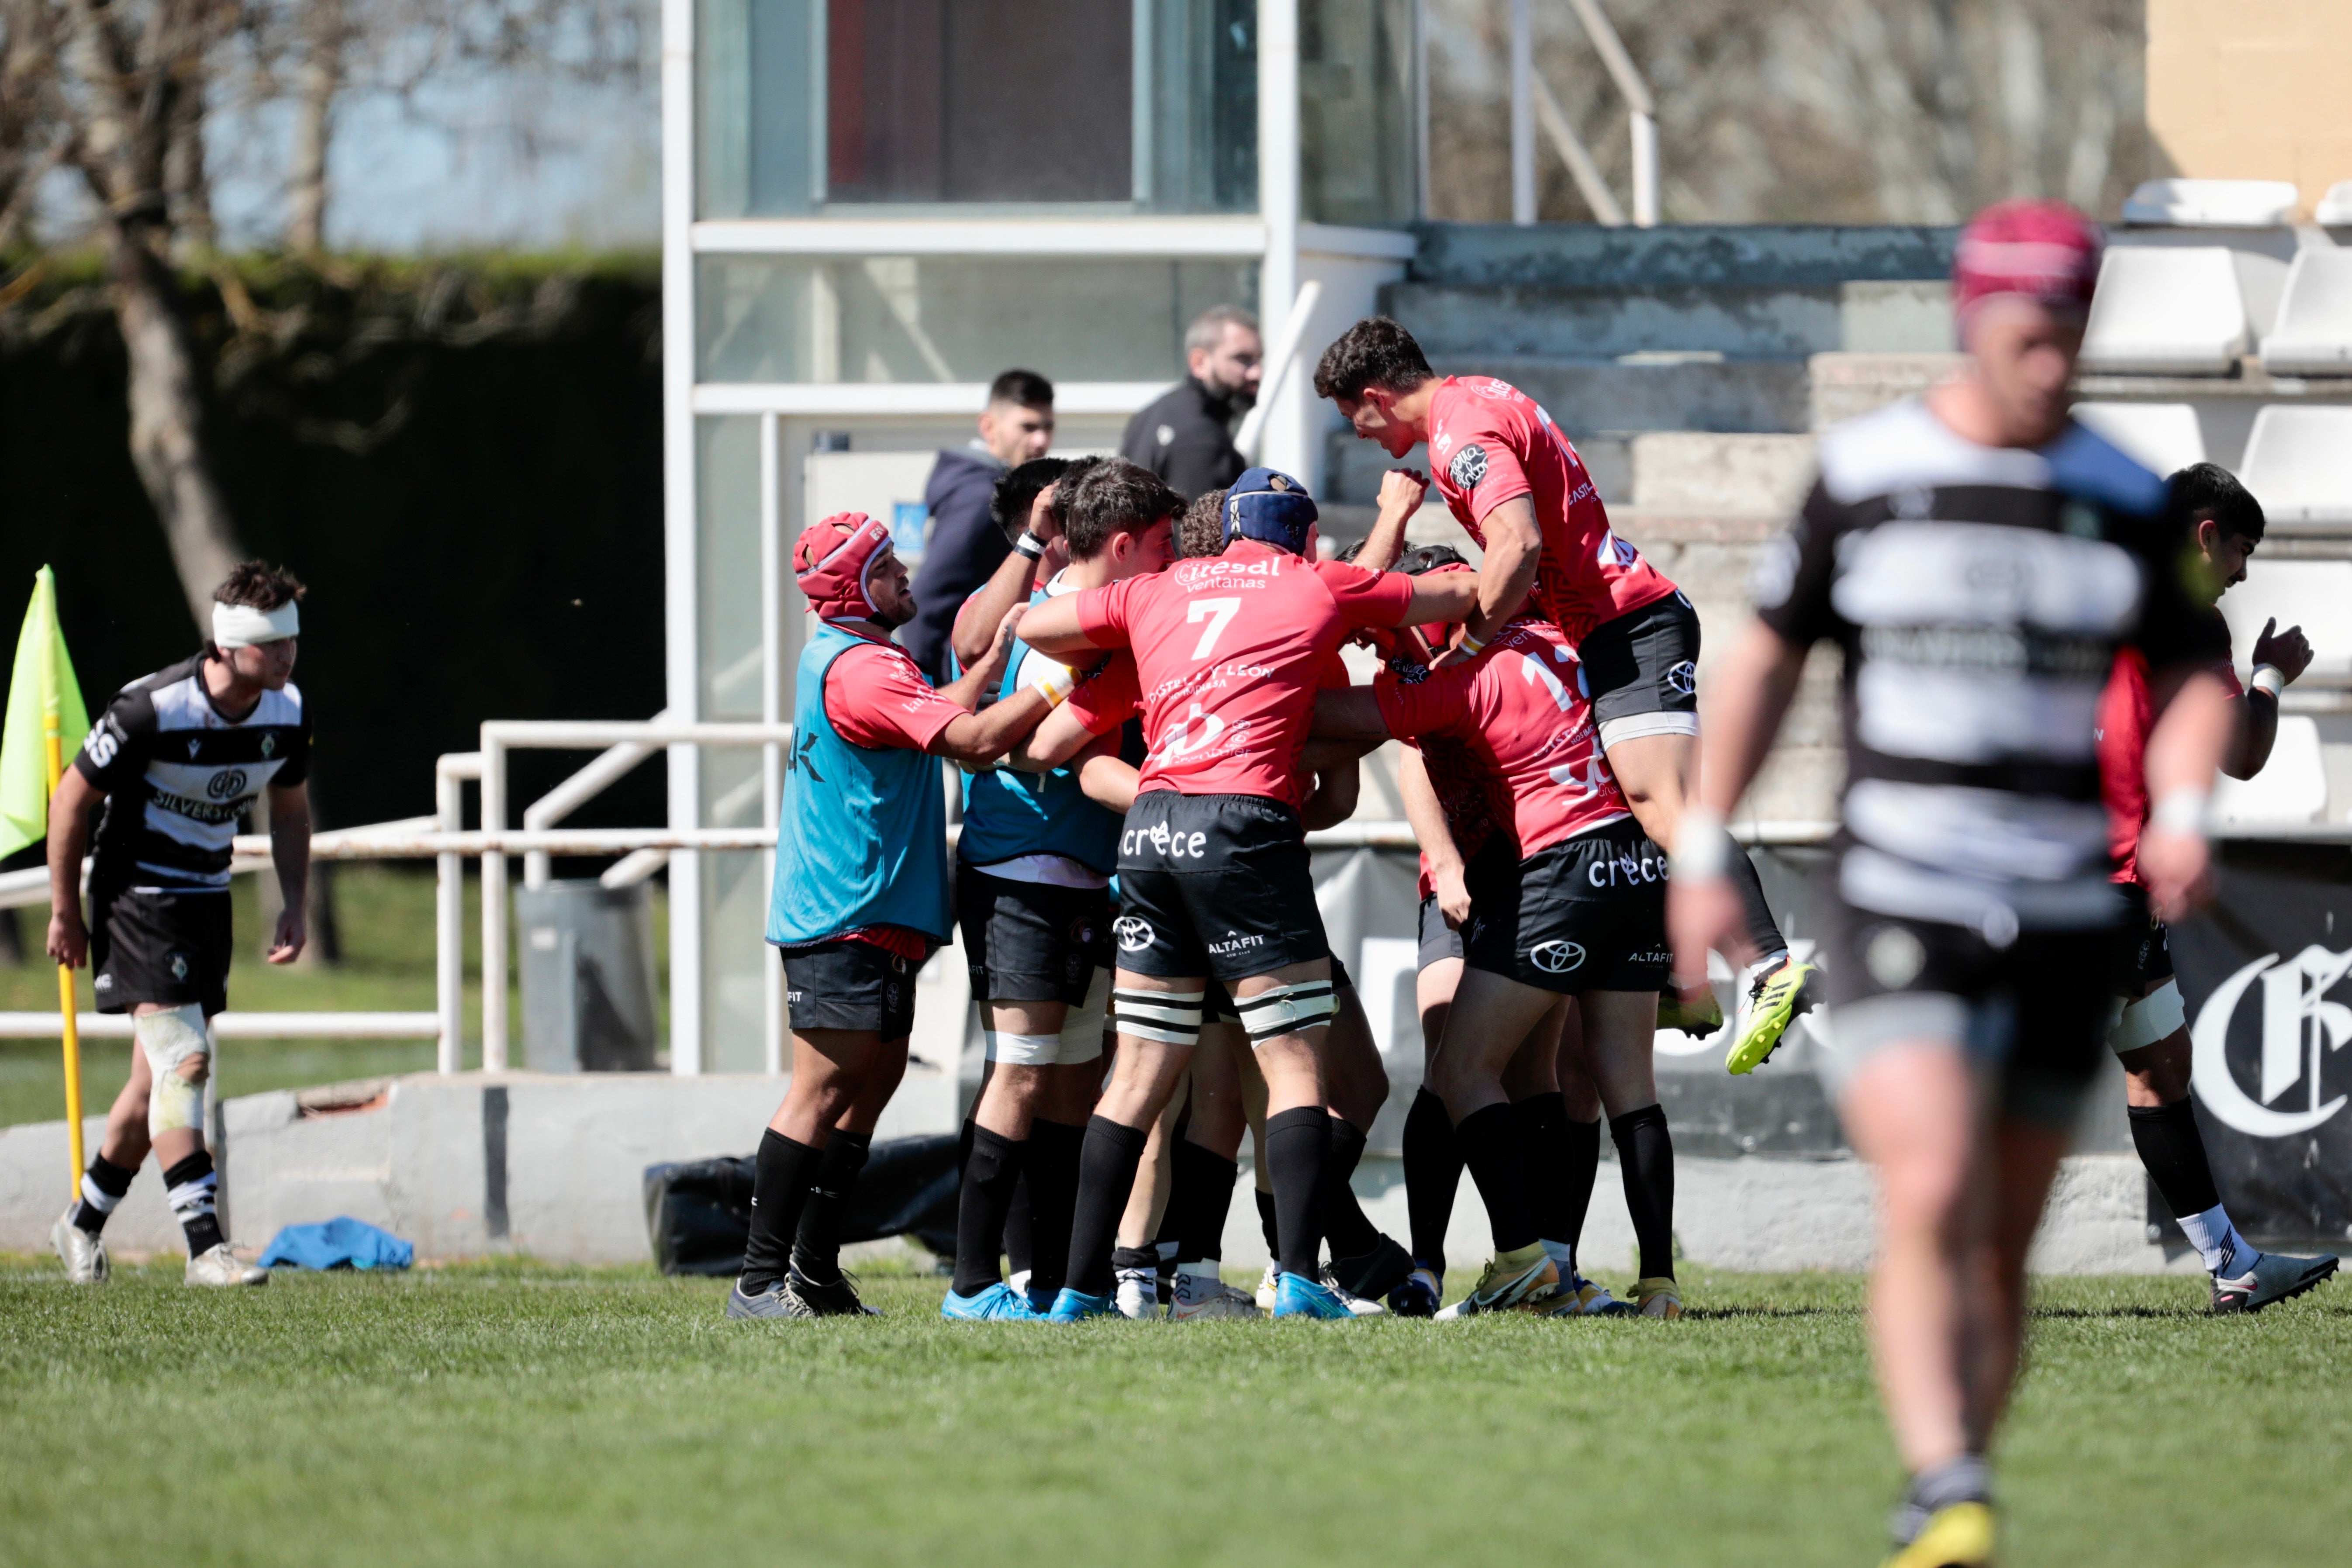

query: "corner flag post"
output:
3 567 91 1187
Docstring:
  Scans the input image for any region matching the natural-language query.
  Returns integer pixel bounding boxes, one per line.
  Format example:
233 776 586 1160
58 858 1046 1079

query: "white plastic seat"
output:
2239 407 2352 525
2212 716 2328 828
2260 250 2352 375
2315 182 2352 227
2079 248 2248 375
2073 403 2205 475
2122 179 2300 227
2216 560 2352 684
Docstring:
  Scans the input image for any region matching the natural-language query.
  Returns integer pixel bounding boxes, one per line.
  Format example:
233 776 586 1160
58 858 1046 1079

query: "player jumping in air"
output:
729 514 1053 1320
1313 321 1815 1070
1669 200 2236 1567
1015 467 1476 1321
48 562 314 1288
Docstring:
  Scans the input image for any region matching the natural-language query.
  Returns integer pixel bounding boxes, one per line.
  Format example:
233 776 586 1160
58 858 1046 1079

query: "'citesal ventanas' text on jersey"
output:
1751 399 2226 936
74 656 312 894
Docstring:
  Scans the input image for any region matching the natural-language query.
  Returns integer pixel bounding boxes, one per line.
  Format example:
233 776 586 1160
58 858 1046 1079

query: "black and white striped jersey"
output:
1753 397 2225 936
73 655 311 895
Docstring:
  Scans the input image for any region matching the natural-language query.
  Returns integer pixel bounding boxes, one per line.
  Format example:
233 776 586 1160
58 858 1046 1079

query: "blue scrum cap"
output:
1223 466 1319 553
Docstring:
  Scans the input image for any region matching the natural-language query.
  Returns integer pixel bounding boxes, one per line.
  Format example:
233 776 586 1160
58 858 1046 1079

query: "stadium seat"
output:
2079 248 2248 374
2259 250 2352 375
2073 402 2205 473
2316 182 2352 227
2211 715 2329 828
2121 178 2300 227
2238 407 2352 526
2217 559 2352 683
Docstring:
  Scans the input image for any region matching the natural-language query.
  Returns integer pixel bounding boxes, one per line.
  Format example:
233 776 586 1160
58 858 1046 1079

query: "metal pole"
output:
480 736 508 1072
661 0 704 1077
1257 0 1301 477
434 756 472 1074
1509 0 1535 225
759 411 785 1076
1631 110 1659 227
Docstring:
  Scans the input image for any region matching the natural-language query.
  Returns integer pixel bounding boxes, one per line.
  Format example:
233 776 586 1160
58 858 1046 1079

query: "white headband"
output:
212 600 300 648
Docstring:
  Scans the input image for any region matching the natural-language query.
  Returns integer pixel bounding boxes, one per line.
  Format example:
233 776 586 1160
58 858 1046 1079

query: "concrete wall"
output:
2147 0 2352 215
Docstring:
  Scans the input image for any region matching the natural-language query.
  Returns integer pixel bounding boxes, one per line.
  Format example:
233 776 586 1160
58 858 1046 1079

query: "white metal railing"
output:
1233 278 1326 465
1510 0 1658 228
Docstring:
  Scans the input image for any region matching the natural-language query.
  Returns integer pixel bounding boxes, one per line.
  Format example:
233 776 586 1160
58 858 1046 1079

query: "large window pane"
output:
698 0 1257 215
1300 0 1416 227
697 255 1259 382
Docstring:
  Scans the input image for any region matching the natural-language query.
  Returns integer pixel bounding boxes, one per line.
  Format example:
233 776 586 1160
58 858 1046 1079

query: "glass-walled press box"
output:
667 1 1423 1071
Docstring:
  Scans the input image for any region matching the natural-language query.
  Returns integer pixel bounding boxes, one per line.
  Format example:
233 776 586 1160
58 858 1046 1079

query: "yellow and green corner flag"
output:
1 566 92 1184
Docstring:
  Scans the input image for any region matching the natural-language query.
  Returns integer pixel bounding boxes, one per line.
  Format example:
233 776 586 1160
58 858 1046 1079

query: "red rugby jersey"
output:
2097 629 2240 884
1376 618 1632 858
1426 376 1676 643
1064 541 1413 811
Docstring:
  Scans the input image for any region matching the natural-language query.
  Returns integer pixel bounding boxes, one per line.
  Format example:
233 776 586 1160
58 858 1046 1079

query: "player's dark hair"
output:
1396 543 1469 576
1312 316 1435 402
1179 489 1227 559
987 368 1054 410
989 457 1072 544
1046 455 1109 532
2172 461 2264 543
214 560 306 611
1063 459 1181 561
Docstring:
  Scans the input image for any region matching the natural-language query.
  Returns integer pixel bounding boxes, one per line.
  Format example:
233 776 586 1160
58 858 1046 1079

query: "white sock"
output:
2178 1202 2256 1278
1007 1268 1031 1296
1758 949 1792 975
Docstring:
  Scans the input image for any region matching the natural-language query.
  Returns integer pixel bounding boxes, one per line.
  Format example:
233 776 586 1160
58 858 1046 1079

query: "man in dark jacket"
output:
906 370 1056 681
1118 305 1261 503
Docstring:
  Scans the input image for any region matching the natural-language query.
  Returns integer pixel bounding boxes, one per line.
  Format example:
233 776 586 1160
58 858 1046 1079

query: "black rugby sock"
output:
161 1151 223 1257
1001 1166 1036 1281
1320 1114 1383 1259
1255 1185 1281 1258
1402 1088 1461 1265
1561 1115 1602 1254
1513 1091 1571 1247
741 1129 821 1295
1064 1116 1150 1298
2128 1100 2224 1220
1610 1104 1677 1280
1023 1118 1085 1297
791 1129 871 1284
1454 1102 1540 1255
950 1126 1025 1297
1263 1107 1334 1279
1171 1138 1240 1266
72 1153 136 1236
1731 849 1789 965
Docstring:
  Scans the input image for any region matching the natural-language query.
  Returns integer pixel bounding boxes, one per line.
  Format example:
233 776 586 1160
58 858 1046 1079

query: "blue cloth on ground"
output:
258 1216 415 1271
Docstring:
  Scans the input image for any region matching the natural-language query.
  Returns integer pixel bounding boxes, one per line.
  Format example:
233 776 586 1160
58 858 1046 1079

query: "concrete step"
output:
1386 279 1951 361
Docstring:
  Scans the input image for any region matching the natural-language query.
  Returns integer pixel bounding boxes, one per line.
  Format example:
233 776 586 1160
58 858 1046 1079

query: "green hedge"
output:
0 253 668 838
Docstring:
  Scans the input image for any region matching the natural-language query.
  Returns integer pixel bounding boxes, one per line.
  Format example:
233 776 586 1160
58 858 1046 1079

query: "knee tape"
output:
985 1030 1062 1066
137 1005 211 1136
1057 972 1109 1066
1235 980 1339 1046
2107 979 2186 1056
1113 988 1205 1046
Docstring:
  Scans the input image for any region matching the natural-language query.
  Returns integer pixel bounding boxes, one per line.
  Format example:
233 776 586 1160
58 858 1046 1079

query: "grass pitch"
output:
1 1259 2345 1567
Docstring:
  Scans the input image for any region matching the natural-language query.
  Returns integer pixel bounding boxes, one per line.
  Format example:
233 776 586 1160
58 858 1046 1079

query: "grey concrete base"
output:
0 1116 188 1256
1214 1153 2199 1279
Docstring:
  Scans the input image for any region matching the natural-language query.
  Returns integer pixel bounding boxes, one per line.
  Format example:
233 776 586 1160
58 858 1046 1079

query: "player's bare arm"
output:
1398 570 1482 632
1298 735 1382 769
1299 759 1360 832
1354 468 1431 572
265 781 311 965
1310 685 1390 742
1073 742 1141 814
935 605 1026 710
1397 746 1472 929
2225 615 2312 779
1429 495 1536 663
1010 594 1103 659
2140 667 2236 922
950 486 1062 669
43 765 102 969
1004 698 1108 772
1666 619 1810 980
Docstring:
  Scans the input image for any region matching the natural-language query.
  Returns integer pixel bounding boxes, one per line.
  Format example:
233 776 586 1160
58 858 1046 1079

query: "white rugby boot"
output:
51 1210 109 1285
186 1243 268 1287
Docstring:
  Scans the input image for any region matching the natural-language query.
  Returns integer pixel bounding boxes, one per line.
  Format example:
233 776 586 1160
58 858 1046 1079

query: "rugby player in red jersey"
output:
2097 461 2335 1313
1316 580 1682 1316
1015 466 1476 1320
1313 319 1814 1071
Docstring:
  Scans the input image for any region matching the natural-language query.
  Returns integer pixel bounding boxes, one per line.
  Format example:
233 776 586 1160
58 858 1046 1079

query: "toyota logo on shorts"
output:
1113 916 1155 953
207 768 249 800
1530 940 1586 974
1665 660 1697 697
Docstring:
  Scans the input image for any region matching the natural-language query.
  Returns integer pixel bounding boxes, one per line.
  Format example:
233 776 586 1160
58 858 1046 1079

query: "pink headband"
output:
793 513 895 621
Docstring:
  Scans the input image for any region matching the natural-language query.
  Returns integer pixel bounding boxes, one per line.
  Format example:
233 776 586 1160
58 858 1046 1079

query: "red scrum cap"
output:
1952 199 2102 323
794 512 894 621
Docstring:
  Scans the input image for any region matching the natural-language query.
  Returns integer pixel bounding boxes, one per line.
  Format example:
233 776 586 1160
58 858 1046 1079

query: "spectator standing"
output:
1119 305 1262 501
905 370 1057 681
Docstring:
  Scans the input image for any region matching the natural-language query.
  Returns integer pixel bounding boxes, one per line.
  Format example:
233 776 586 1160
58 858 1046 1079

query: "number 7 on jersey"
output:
1187 597 1241 659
